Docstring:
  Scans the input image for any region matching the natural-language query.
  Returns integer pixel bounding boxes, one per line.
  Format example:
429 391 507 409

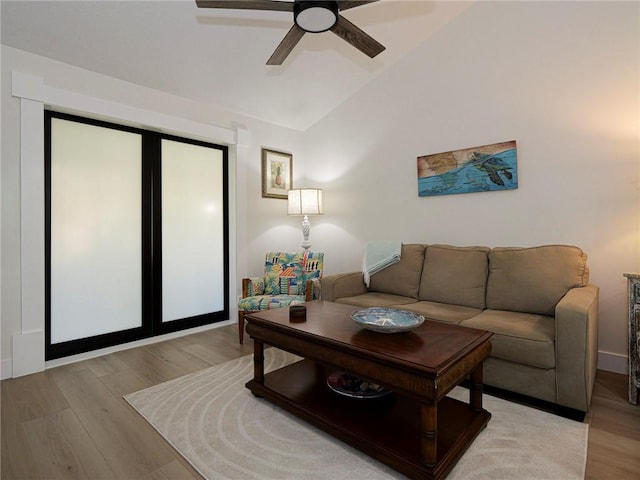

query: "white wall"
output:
0 46 303 377
295 1 639 372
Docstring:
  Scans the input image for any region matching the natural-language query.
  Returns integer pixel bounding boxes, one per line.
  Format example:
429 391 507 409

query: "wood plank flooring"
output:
2 323 639 479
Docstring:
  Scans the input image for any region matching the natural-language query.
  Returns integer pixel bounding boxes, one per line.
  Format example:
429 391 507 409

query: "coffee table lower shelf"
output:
246 359 490 480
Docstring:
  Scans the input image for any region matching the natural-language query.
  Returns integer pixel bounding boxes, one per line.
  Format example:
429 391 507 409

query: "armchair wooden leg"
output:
238 311 245 344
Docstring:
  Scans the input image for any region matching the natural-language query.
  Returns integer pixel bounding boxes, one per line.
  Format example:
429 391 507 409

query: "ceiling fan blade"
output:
196 0 294 12
267 24 306 65
337 1 379 11
331 14 385 58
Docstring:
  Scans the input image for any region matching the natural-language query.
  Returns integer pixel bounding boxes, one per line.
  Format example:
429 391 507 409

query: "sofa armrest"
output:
555 284 599 412
320 272 367 302
241 278 250 298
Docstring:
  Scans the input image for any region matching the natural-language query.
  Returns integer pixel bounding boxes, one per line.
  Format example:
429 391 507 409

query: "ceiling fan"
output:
196 1 385 65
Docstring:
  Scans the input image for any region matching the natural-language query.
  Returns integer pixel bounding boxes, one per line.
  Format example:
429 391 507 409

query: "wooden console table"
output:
624 273 640 404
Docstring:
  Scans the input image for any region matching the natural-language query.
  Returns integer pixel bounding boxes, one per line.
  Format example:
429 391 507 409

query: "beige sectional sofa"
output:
320 244 599 413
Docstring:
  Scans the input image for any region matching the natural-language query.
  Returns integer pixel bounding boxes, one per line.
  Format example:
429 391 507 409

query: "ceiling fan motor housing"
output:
294 1 339 33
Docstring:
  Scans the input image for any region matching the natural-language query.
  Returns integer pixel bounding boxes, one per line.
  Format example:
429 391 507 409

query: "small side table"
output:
624 273 640 404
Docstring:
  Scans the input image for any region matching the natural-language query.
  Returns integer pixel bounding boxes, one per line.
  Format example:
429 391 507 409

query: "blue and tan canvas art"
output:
417 141 518 197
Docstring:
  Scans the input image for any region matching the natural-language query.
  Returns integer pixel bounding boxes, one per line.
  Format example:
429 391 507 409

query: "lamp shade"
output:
288 188 324 216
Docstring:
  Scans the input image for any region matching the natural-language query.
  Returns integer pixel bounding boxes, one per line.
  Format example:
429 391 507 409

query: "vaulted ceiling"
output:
1 1 474 130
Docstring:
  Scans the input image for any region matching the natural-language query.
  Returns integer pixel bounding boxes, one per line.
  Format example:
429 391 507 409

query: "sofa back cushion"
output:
262 251 324 296
264 252 304 295
369 244 426 299
418 245 490 309
486 245 589 316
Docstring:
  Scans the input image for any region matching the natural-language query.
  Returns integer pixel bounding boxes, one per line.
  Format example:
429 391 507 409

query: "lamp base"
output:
301 215 311 251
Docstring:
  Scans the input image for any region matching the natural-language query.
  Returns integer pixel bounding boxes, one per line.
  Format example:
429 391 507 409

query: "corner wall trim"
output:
12 331 45 377
1 359 13 381
12 71 45 101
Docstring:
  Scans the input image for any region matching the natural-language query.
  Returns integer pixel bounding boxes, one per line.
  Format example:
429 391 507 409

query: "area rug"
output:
124 349 588 480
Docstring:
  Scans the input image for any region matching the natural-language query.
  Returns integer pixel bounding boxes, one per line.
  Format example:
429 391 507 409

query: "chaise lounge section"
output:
321 244 599 413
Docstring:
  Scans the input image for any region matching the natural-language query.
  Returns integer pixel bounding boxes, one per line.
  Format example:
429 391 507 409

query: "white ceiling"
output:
1 0 474 130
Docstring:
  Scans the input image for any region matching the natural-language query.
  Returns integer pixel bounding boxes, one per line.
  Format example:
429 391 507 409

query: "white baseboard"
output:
2 320 234 379
44 320 234 370
1 358 13 380
3 329 628 379
598 350 628 374
12 330 45 377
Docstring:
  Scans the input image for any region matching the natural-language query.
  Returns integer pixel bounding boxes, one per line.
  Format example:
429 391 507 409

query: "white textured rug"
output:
125 349 588 480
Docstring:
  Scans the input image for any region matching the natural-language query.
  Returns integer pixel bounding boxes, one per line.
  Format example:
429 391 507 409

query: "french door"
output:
45 111 229 360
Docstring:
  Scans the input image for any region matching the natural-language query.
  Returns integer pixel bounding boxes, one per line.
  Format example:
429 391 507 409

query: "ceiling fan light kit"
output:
197 0 385 65
294 1 338 33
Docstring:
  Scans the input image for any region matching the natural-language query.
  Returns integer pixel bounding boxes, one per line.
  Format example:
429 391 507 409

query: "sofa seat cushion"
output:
335 293 418 308
460 309 556 369
419 245 489 309
368 244 425 299
238 295 306 312
401 301 482 325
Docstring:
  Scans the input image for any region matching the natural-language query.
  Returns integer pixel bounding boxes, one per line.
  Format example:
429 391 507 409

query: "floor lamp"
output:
288 188 323 251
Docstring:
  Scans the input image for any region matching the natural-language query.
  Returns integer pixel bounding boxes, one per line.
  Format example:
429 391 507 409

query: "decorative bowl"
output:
350 307 425 333
326 371 392 399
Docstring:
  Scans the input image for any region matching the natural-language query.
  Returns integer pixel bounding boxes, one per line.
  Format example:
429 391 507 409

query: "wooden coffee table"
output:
245 300 492 480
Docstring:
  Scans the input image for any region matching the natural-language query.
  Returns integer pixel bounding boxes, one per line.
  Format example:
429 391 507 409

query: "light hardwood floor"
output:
2 323 639 479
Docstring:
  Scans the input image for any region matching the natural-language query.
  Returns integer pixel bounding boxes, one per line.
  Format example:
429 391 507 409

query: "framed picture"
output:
262 148 292 199
417 140 517 197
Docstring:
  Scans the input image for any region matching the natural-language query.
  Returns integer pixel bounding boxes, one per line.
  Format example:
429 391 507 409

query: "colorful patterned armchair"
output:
237 251 324 343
